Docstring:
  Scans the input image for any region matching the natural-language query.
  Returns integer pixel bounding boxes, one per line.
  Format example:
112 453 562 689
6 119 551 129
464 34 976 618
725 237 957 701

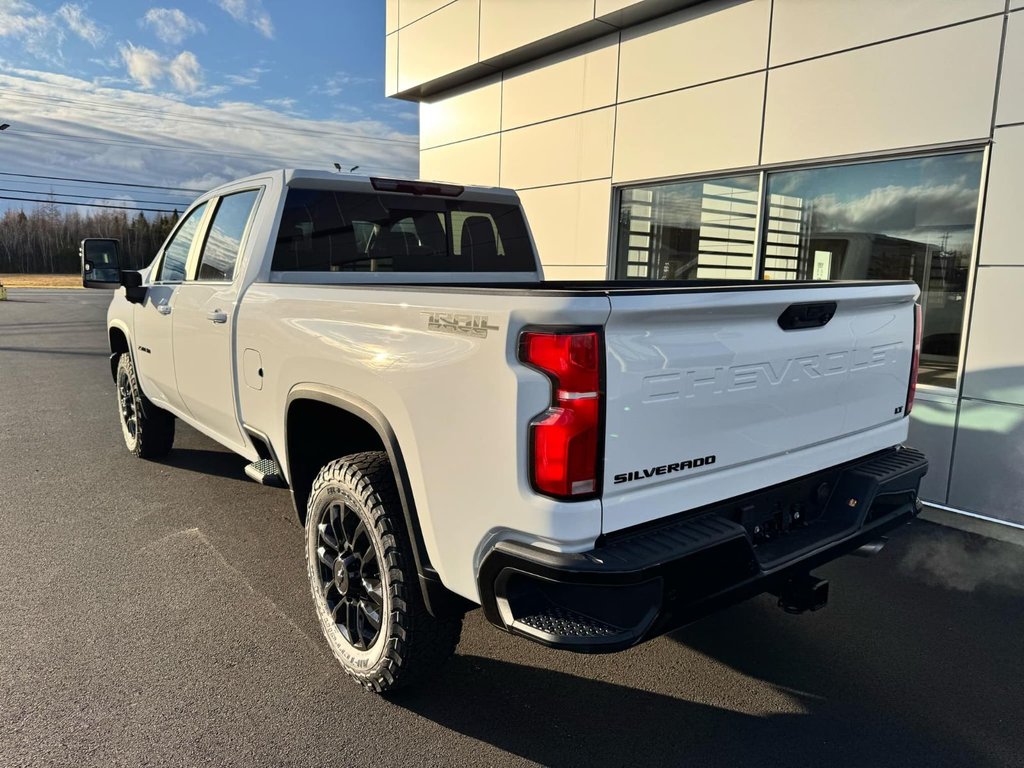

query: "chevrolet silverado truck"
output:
83 169 928 693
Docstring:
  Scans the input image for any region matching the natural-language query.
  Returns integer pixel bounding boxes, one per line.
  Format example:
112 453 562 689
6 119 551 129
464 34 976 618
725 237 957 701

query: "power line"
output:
0 195 177 213
0 186 190 206
2 88 420 146
0 170 205 193
9 127 322 165
0 176 194 200
5 128 416 175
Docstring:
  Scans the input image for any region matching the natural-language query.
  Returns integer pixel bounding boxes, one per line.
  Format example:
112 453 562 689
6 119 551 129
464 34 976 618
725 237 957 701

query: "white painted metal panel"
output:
500 108 615 189
601 283 918 531
614 73 764 182
420 75 502 149
618 0 770 101
516 179 612 268
770 0 1004 66
763 19 1001 164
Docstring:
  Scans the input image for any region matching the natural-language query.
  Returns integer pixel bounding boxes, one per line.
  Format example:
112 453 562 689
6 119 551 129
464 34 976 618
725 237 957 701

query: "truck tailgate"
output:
601 282 918 532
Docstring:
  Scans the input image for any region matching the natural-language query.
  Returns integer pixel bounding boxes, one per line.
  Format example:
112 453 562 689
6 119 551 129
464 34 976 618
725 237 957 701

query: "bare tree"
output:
0 204 178 274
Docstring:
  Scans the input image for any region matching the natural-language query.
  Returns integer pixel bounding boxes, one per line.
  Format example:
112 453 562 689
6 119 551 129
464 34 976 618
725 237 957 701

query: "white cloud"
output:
0 64 418 208
321 71 375 97
0 0 48 37
120 42 164 89
225 72 256 86
263 97 295 110
216 0 273 38
811 181 981 233
142 7 205 45
0 0 64 63
119 43 203 94
56 3 104 46
88 53 120 69
225 65 266 87
167 50 200 93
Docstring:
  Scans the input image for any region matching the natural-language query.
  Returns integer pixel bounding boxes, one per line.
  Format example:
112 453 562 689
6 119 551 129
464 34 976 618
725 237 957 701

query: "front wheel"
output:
115 353 175 459
305 452 463 693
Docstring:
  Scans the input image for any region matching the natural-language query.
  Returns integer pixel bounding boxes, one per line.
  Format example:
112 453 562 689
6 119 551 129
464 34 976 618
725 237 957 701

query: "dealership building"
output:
385 0 1024 531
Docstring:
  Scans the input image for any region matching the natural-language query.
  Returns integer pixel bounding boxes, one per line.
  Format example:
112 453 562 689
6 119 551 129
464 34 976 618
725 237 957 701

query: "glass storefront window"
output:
616 151 985 389
764 152 984 389
616 174 760 280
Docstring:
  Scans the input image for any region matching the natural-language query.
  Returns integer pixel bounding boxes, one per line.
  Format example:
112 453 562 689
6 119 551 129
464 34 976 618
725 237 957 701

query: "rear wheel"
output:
115 353 175 459
305 452 463 693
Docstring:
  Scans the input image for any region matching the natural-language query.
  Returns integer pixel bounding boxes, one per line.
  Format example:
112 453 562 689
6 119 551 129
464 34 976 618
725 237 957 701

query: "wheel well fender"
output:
108 325 130 381
284 386 471 618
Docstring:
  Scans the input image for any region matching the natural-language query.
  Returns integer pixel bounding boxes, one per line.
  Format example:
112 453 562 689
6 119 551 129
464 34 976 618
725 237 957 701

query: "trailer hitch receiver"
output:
775 573 829 614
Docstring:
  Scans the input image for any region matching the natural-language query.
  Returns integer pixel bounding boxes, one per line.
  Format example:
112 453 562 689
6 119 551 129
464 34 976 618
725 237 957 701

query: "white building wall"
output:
387 0 1024 527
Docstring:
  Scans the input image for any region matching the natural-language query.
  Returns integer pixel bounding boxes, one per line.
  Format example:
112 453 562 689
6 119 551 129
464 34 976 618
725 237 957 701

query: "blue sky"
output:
0 0 418 214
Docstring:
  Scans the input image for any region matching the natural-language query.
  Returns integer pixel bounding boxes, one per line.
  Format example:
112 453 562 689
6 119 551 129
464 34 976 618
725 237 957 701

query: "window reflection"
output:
158 202 207 283
765 152 984 389
616 174 760 280
197 190 259 282
616 153 984 390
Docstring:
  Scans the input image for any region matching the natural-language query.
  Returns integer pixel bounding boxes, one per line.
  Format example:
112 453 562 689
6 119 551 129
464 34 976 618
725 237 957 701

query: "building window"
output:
614 151 985 390
763 152 984 388
616 174 760 280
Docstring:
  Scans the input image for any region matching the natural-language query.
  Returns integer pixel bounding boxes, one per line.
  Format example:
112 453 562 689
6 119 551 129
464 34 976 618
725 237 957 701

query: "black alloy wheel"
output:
314 501 385 650
117 367 138 440
304 452 464 692
114 352 174 459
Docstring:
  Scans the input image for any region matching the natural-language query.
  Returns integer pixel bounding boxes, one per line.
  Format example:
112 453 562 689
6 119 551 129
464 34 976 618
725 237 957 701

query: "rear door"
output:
600 282 919 532
133 201 210 411
171 189 261 451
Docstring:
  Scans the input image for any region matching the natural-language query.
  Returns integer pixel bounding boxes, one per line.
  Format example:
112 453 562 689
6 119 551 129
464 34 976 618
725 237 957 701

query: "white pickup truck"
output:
84 169 928 693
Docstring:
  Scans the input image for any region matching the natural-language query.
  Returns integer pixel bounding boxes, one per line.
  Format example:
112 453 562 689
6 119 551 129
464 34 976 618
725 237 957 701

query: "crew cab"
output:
84 169 928 692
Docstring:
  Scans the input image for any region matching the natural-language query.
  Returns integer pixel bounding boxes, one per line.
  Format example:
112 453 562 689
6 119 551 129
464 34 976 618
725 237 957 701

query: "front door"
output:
133 201 210 413
171 190 260 450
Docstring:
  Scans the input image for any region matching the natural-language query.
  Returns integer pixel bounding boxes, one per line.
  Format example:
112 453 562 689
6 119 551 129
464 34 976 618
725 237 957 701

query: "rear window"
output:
271 188 535 273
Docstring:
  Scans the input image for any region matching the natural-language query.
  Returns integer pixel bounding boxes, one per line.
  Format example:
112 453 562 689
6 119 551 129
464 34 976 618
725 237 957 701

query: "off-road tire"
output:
115 353 175 459
305 452 463 693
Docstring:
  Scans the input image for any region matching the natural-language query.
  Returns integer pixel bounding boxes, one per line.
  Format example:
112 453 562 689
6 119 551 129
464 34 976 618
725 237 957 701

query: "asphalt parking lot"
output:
2 288 1023 767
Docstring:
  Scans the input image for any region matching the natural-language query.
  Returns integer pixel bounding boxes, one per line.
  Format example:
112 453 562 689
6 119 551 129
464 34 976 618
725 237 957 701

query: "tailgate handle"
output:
778 302 837 330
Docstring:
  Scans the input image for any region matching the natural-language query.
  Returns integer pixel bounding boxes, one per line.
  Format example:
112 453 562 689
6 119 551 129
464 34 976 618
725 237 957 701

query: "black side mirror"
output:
81 238 122 289
121 270 147 304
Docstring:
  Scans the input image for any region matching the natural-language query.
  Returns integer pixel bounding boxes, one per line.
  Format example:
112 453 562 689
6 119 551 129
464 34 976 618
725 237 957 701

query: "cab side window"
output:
157 202 208 283
195 190 260 282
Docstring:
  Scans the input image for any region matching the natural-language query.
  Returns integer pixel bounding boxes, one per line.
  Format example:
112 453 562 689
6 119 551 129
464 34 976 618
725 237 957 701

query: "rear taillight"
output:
906 303 922 416
519 330 603 499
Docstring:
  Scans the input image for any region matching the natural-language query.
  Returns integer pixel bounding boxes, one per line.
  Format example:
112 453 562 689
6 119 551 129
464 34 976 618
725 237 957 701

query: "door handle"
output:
207 310 228 324
156 304 172 316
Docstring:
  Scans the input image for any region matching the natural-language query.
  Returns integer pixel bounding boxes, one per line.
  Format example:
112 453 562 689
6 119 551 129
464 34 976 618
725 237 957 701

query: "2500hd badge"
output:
614 455 717 484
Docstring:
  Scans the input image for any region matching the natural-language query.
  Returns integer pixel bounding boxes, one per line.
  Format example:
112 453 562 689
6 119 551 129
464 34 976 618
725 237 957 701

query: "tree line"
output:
0 201 179 274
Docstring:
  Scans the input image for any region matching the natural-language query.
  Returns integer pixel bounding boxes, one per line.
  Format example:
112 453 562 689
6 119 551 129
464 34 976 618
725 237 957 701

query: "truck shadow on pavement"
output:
162 447 251 482
392 522 1022 768
0 345 108 357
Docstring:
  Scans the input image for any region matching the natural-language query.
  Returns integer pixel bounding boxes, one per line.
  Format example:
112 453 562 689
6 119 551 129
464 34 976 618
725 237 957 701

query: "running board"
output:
244 458 288 488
